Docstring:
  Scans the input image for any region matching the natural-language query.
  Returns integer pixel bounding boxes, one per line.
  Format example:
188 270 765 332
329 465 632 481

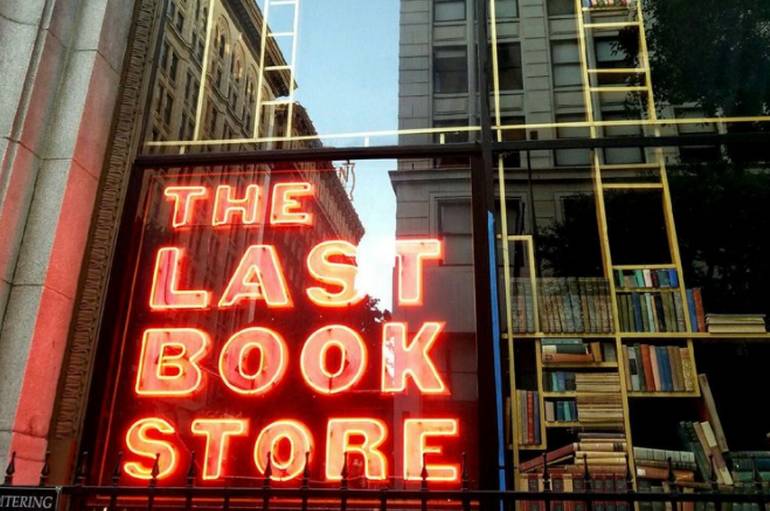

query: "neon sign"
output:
94 170 476 488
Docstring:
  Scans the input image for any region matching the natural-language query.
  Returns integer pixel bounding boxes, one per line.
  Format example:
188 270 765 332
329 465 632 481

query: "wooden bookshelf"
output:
495 0 769 494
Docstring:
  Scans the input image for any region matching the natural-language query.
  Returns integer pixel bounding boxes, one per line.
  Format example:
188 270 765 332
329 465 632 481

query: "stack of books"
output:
622 344 696 393
615 269 679 289
538 278 614 333
706 314 766 334
575 373 625 428
633 447 697 482
542 339 617 364
544 371 577 392
677 420 733 484
517 389 542 446
520 432 628 477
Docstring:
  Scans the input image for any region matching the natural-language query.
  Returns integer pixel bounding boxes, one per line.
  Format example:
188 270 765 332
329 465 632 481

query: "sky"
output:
255 0 402 308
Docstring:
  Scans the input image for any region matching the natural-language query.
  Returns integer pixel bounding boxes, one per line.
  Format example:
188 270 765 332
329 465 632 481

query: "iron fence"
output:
3 451 769 511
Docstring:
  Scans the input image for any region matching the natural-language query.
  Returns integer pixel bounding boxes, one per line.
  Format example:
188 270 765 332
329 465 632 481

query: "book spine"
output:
686 289 698 332
673 292 686 332
527 391 535 444
693 288 706 332
649 346 662 391
669 346 684 392
632 293 644 332
680 348 694 392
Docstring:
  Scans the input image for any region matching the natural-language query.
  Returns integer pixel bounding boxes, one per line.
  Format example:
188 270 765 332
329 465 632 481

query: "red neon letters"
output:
219 245 292 308
135 328 210 396
191 419 248 480
403 419 460 482
149 247 211 310
218 327 288 395
300 325 367 394
121 180 466 487
306 240 364 307
326 418 388 481
270 182 314 226
164 186 208 228
124 417 180 480
122 417 459 483
395 239 442 306
382 322 448 394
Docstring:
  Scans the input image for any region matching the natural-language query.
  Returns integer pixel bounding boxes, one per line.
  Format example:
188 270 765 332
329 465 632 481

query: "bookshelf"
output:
496 0 770 495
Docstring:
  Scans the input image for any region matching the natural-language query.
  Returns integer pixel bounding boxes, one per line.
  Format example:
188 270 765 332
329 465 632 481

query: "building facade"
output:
0 0 769 500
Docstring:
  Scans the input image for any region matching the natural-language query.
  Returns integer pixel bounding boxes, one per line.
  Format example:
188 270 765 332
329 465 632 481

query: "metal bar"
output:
192 0 216 141
473 0 507 490
135 131 770 168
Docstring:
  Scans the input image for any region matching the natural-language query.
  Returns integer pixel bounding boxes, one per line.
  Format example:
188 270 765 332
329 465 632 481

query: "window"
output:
551 40 582 88
162 90 173 125
547 0 575 15
175 10 185 33
169 51 179 83
554 114 592 166
497 43 523 90
595 37 632 69
434 0 465 22
433 46 468 94
160 40 170 72
602 111 645 164
495 0 518 18
434 119 470 168
438 200 473 265
499 116 525 168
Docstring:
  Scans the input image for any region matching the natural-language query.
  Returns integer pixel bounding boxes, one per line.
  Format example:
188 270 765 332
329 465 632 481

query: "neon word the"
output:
163 182 314 228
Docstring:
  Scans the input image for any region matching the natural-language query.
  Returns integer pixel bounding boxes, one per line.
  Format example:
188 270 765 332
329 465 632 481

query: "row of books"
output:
583 0 632 6
634 447 698 482
729 451 770 485
706 313 766 334
521 432 629 476
511 278 537 333
622 344 696 393
614 269 679 290
539 278 614 334
617 291 687 332
542 339 617 364
544 371 577 392
517 389 542 446
575 373 625 428
545 399 578 423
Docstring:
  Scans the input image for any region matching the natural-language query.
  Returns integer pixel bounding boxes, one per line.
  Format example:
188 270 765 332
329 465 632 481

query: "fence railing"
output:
3 451 769 511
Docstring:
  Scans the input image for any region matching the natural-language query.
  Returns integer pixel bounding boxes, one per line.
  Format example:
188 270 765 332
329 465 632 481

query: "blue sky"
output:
256 0 402 308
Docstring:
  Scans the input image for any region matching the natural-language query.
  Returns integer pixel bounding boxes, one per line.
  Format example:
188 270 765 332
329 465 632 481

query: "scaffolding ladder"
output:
575 0 700 488
254 0 301 140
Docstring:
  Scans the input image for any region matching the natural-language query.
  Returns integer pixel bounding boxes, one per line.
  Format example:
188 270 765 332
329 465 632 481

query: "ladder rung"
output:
264 65 293 72
602 183 663 190
590 86 649 93
582 5 633 12
261 99 293 106
600 163 660 171
269 32 295 38
587 68 646 74
584 21 640 29
270 0 298 6
613 264 677 271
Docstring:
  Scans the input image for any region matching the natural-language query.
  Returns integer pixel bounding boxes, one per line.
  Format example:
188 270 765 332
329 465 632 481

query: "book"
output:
698 374 728 452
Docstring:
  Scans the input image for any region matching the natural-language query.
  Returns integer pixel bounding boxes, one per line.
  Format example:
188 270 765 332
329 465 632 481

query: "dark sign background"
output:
86 166 480 488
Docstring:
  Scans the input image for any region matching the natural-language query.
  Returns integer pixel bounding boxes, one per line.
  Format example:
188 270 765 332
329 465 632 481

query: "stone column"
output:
0 0 135 484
